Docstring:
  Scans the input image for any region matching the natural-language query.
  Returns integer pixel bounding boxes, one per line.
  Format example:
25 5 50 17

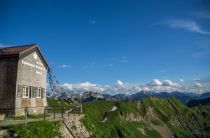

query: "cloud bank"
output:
60 79 210 95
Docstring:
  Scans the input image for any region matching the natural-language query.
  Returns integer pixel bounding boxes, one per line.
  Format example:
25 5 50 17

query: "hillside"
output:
187 97 210 107
82 97 210 138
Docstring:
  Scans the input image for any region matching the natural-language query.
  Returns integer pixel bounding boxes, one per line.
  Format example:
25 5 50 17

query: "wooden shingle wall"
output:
0 57 18 109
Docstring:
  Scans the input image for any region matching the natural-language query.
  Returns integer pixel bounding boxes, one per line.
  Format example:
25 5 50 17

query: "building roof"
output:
0 44 49 68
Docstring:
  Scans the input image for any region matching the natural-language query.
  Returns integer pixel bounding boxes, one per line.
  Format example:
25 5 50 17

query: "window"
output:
22 86 29 98
19 85 43 98
37 87 42 98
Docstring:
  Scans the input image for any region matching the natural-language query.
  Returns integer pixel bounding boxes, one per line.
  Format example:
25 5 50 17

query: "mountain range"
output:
81 91 210 104
48 89 210 105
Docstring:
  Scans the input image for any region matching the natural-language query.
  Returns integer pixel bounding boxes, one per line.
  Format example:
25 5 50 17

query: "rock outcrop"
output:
61 114 91 138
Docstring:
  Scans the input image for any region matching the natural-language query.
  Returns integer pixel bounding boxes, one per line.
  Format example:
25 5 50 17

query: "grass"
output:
81 100 163 138
0 121 62 138
47 98 73 107
151 119 163 126
5 114 50 120
81 97 210 138
122 122 162 138
168 125 195 138
117 101 140 115
47 98 80 113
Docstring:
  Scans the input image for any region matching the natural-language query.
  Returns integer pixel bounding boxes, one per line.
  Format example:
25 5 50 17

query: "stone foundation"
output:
15 107 45 116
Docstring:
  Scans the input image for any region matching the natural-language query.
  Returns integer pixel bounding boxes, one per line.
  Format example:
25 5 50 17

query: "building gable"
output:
0 44 48 69
19 47 48 69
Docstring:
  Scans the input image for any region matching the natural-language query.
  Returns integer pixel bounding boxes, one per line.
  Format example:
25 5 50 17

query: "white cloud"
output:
63 83 73 90
162 80 173 86
80 82 97 87
57 64 71 68
62 82 104 93
179 79 184 82
166 19 210 35
193 82 202 88
150 79 162 86
142 86 149 91
116 80 124 86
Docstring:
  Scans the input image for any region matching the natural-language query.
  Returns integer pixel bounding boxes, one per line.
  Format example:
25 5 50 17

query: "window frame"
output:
36 87 42 98
22 86 30 98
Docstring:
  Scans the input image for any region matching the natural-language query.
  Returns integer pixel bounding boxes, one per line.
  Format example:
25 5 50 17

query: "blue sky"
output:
0 0 210 92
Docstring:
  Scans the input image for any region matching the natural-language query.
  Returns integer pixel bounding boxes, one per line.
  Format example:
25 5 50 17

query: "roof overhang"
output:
0 44 49 69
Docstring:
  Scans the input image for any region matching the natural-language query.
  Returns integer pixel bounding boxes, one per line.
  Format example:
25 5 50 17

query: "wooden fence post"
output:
68 106 69 117
24 107 27 126
44 107 46 121
80 104 83 114
62 105 64 118
53 106 55 119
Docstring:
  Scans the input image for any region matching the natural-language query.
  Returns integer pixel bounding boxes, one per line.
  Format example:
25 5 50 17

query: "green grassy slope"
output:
47 98 73 107
1 121 62 138
82 97 210 138
47 98 80 113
